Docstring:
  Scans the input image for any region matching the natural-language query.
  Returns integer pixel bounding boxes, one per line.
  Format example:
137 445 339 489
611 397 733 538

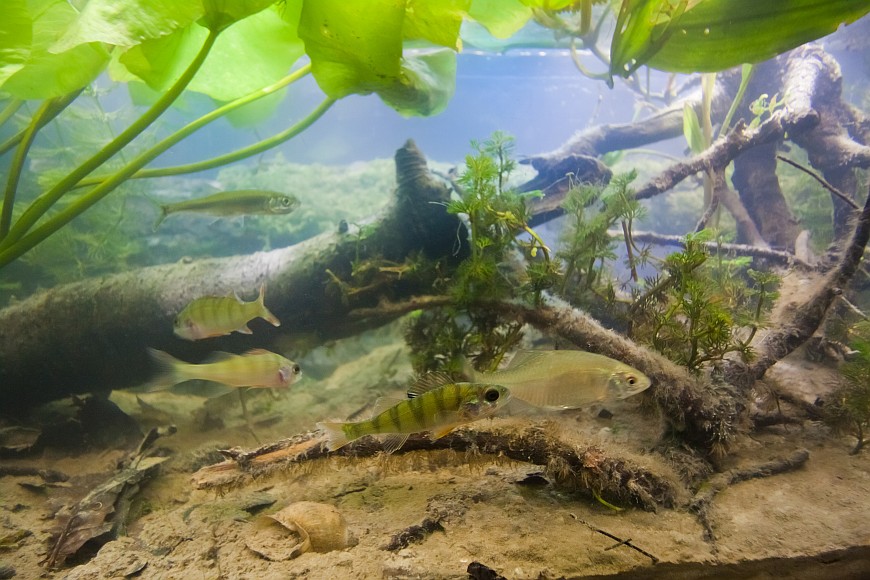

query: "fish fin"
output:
407 372 454 398
379 433 410 454
371 396 406 417
237 324 253 335
143 347 182 391
459 355 479 382
241 348 272 357
505 349 551 370
430 424 458 440
257 284 281 327
316 421 350 451
502 397 547 416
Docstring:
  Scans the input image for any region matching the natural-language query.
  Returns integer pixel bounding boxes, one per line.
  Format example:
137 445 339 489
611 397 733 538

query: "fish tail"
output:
144 347 183 391
257 284 281 327
316 421 352 451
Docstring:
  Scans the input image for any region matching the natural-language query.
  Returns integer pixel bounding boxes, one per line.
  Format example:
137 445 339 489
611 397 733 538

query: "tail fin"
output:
316 421 350 451
143 347 182 391
257 284 281 327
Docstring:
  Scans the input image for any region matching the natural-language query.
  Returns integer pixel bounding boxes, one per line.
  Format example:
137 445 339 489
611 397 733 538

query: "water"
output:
1 7 870 579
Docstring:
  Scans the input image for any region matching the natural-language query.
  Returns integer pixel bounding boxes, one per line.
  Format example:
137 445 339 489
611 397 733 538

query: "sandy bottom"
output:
2 331 870 579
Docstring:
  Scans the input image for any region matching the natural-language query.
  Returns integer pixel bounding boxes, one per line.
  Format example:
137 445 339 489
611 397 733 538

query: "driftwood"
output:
0 140 464 411
192 425 681 512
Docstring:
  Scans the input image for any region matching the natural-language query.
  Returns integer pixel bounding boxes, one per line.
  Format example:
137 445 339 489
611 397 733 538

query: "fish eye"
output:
292 364 301 374
484 388 500 402
627 375 637 386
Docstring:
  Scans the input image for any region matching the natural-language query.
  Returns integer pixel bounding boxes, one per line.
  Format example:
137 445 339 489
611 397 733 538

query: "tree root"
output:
192 424 681 512
689 448 810 543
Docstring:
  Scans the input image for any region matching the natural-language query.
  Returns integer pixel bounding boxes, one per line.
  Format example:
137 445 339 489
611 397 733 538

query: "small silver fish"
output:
153 190 299 230
468 350 651 410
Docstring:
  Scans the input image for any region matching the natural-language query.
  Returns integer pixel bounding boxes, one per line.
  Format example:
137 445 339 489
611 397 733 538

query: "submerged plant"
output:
826 321 870 454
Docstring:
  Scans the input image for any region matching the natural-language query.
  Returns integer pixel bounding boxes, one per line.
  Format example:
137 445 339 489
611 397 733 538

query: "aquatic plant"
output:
629 231 780 372
825 321 870 454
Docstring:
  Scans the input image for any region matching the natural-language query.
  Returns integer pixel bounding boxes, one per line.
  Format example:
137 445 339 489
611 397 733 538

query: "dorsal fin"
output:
407 372 454 398
241 348 272 357
505 350 551 370
370 396 406 417
202 351 238 364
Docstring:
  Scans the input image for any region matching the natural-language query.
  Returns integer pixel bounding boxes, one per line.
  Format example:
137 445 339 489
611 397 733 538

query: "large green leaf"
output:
1 0 108 99
468 0 532 39
0 0 32 86
51 0 202 53
378 49 456 116
614 0 870 75
118 6 303 102
199 0 277 33
299 0 461 116
610 0 687 80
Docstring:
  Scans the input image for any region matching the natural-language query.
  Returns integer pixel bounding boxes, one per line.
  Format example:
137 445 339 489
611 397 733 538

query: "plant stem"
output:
719 64 754 138
0 94 336 270
74 64 313 189
1 92 79 239
0 99 24 129
83 96 335 182
0 28 222 252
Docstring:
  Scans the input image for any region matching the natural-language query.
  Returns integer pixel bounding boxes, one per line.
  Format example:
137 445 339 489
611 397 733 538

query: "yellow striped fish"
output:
174 285 280 340
468 350 651 410
317 373 511 453
147 348 301 390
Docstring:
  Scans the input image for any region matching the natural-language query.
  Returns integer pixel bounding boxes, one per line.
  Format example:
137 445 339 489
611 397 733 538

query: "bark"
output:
0 141 465 412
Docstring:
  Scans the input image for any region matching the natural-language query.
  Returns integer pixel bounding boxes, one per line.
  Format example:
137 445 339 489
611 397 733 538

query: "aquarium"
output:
2 2 870 578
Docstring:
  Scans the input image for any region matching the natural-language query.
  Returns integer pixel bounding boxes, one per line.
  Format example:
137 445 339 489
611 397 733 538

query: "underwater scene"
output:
2 2 870 579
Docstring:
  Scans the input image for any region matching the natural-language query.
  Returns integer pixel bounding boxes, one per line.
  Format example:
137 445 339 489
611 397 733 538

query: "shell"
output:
246 501 355 560
269 501 355 553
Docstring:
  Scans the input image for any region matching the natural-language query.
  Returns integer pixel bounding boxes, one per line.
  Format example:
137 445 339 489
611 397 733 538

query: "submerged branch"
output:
194 424 682 511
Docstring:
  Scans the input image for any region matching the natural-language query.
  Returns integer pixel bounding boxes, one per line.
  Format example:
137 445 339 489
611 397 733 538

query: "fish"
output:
147 348 301 390
317 373 511 453
152 189 299 230
174 285 280 340
466 349 651 410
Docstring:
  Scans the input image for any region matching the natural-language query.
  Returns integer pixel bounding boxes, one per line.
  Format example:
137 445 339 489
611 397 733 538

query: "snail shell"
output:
246 501 354 560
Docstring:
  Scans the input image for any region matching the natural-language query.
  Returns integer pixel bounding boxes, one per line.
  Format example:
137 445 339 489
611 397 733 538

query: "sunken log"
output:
0 140 465 412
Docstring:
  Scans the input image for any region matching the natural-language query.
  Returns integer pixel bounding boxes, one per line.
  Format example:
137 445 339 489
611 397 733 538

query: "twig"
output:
776 154 859 211
690 448 810 543
568 513 659 564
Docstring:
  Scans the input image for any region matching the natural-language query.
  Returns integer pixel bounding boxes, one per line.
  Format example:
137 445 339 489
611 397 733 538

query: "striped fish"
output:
317 373 511 453
147 348 301 390
174 285 280 341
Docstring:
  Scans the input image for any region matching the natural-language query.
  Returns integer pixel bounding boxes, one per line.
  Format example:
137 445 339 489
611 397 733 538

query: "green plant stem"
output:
0 99 24 128
82 96 335 183
0 95 336 271
0 93 80 157
75 64 313 190
1 92 79 239
0 28 222 253
719 64 755 138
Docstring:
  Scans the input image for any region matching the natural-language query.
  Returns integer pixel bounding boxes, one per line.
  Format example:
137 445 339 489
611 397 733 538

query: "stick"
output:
569 513 659 564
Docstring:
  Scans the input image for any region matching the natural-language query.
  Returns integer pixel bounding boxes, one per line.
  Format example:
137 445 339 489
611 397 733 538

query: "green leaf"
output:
1 0 109 99
682 103 704 154
378 49 456 116
404 0 470 49
51 0 203 53
468 0 533 39
299 0 404 99
199 0 276 33
0 0 32 87
646 0 870 73
299 0 460 116
118 6 304 102
610 0 688 81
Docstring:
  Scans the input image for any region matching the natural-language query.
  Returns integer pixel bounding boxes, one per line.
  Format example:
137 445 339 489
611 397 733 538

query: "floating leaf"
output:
378 49 457 117
0 0 32 86
50 0 203 53
199 0 276 33
468 0 532 39
610 0 688 81
1 0 109 99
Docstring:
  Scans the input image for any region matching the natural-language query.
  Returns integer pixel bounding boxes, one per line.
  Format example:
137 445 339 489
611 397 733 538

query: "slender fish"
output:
317 373 511 453
147 348 301 390
174 285 280 340
153 190 299 230
467 350 651 410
